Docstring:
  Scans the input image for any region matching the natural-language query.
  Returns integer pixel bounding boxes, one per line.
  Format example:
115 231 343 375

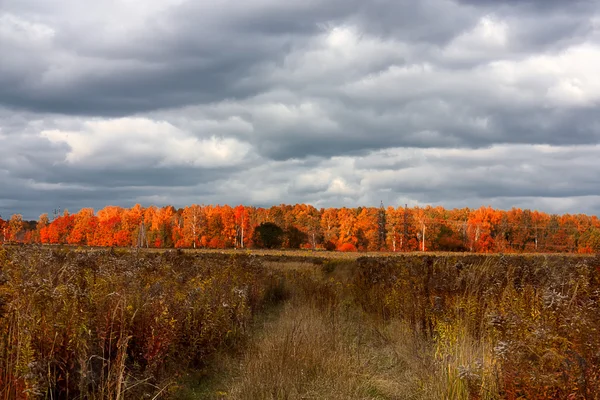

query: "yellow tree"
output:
320 208 339 249
337 208 357 250
36 213 50 243
386 206 403 252
8 214 24 242
355 207 379 251
181 205 204 248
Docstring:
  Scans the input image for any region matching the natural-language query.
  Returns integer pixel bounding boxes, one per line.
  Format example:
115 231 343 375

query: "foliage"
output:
337 243 357 252
352 254 600 399
0 247 282 399
285 226 308 249
252 222 284 249
6 203 600 253
2 248 599 399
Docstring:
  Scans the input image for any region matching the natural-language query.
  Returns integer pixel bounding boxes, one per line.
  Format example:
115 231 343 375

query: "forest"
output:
2 203 600 253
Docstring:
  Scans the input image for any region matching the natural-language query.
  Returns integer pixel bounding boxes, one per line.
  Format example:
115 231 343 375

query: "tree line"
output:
1 203 600 252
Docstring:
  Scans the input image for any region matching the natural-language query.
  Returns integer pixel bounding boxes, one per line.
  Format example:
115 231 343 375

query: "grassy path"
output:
174 261 444 400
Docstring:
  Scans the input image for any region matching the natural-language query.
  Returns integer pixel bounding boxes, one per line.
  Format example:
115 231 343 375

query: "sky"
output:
1 0 600 220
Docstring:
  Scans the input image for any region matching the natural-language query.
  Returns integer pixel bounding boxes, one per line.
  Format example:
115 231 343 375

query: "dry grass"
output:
353 254 600 399
3 247 598 399
175 253 600 400
0 247 283 399
187 268 448 400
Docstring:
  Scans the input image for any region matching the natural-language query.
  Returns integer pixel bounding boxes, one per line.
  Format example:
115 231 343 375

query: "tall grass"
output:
211 267 446 400
0 247 280 399
353 254 600 399
174 253 600 399
2 248 599 399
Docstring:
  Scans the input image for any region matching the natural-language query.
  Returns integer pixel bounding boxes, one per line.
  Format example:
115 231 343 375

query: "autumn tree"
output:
0 216 6 243
320 208 339 250
180 205 204 248
355 207 379 251
413 207 428 252
220 205 237 247
267 205 286 228
435 225 467 251
8 214 24 242
204 206 225 248
467 206 501 252
385 206 402 252
45 211 75 244
578 219 600 253
377 202 387 250
121 205 144 247
67 208 97 245
37 214 50 244
94 206 124 246
292 204 321 249
6 202 600 253
337 208 357 250
233 205 250 248
158 206 176 247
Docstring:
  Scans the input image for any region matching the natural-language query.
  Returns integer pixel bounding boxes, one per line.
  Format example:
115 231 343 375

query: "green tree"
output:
286 226 307 249
253 222 284 249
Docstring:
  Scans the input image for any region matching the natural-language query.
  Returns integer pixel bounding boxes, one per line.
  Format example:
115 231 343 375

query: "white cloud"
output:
273 24 408 85
443 15 509 61
0 12 55 44
41 117 253 167
488 43 600 107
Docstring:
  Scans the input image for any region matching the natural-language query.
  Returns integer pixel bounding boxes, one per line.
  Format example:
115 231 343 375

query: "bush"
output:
323 241 336 251
337 243 357 252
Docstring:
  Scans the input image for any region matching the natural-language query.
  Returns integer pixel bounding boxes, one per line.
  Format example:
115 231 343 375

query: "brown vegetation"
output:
1 248 599 399
353 254 600 398
0 248 281 399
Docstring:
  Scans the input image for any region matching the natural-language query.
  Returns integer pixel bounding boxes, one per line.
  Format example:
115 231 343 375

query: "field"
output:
1 247 599 399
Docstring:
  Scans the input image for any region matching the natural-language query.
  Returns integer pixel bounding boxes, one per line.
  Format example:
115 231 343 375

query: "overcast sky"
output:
1 0 600 220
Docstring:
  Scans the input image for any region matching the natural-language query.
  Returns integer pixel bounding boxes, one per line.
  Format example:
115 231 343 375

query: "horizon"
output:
3 201 600 223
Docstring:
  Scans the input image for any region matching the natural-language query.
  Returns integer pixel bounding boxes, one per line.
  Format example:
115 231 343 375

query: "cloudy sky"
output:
1 0 600 220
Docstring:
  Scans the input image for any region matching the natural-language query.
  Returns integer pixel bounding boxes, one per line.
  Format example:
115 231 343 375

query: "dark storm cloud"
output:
455 0 593 10
0 0 350 115
15 166 233 188
0 0 478 116
1 0 600 219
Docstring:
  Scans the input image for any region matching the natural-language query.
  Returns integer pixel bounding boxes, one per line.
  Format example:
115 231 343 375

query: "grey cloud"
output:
1 0 600 219
362 145 600 202
455 0 593 10
0 0 478 116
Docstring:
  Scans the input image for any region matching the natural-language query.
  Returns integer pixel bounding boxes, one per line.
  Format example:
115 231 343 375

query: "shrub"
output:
337 243 357 252
323 241 336 251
